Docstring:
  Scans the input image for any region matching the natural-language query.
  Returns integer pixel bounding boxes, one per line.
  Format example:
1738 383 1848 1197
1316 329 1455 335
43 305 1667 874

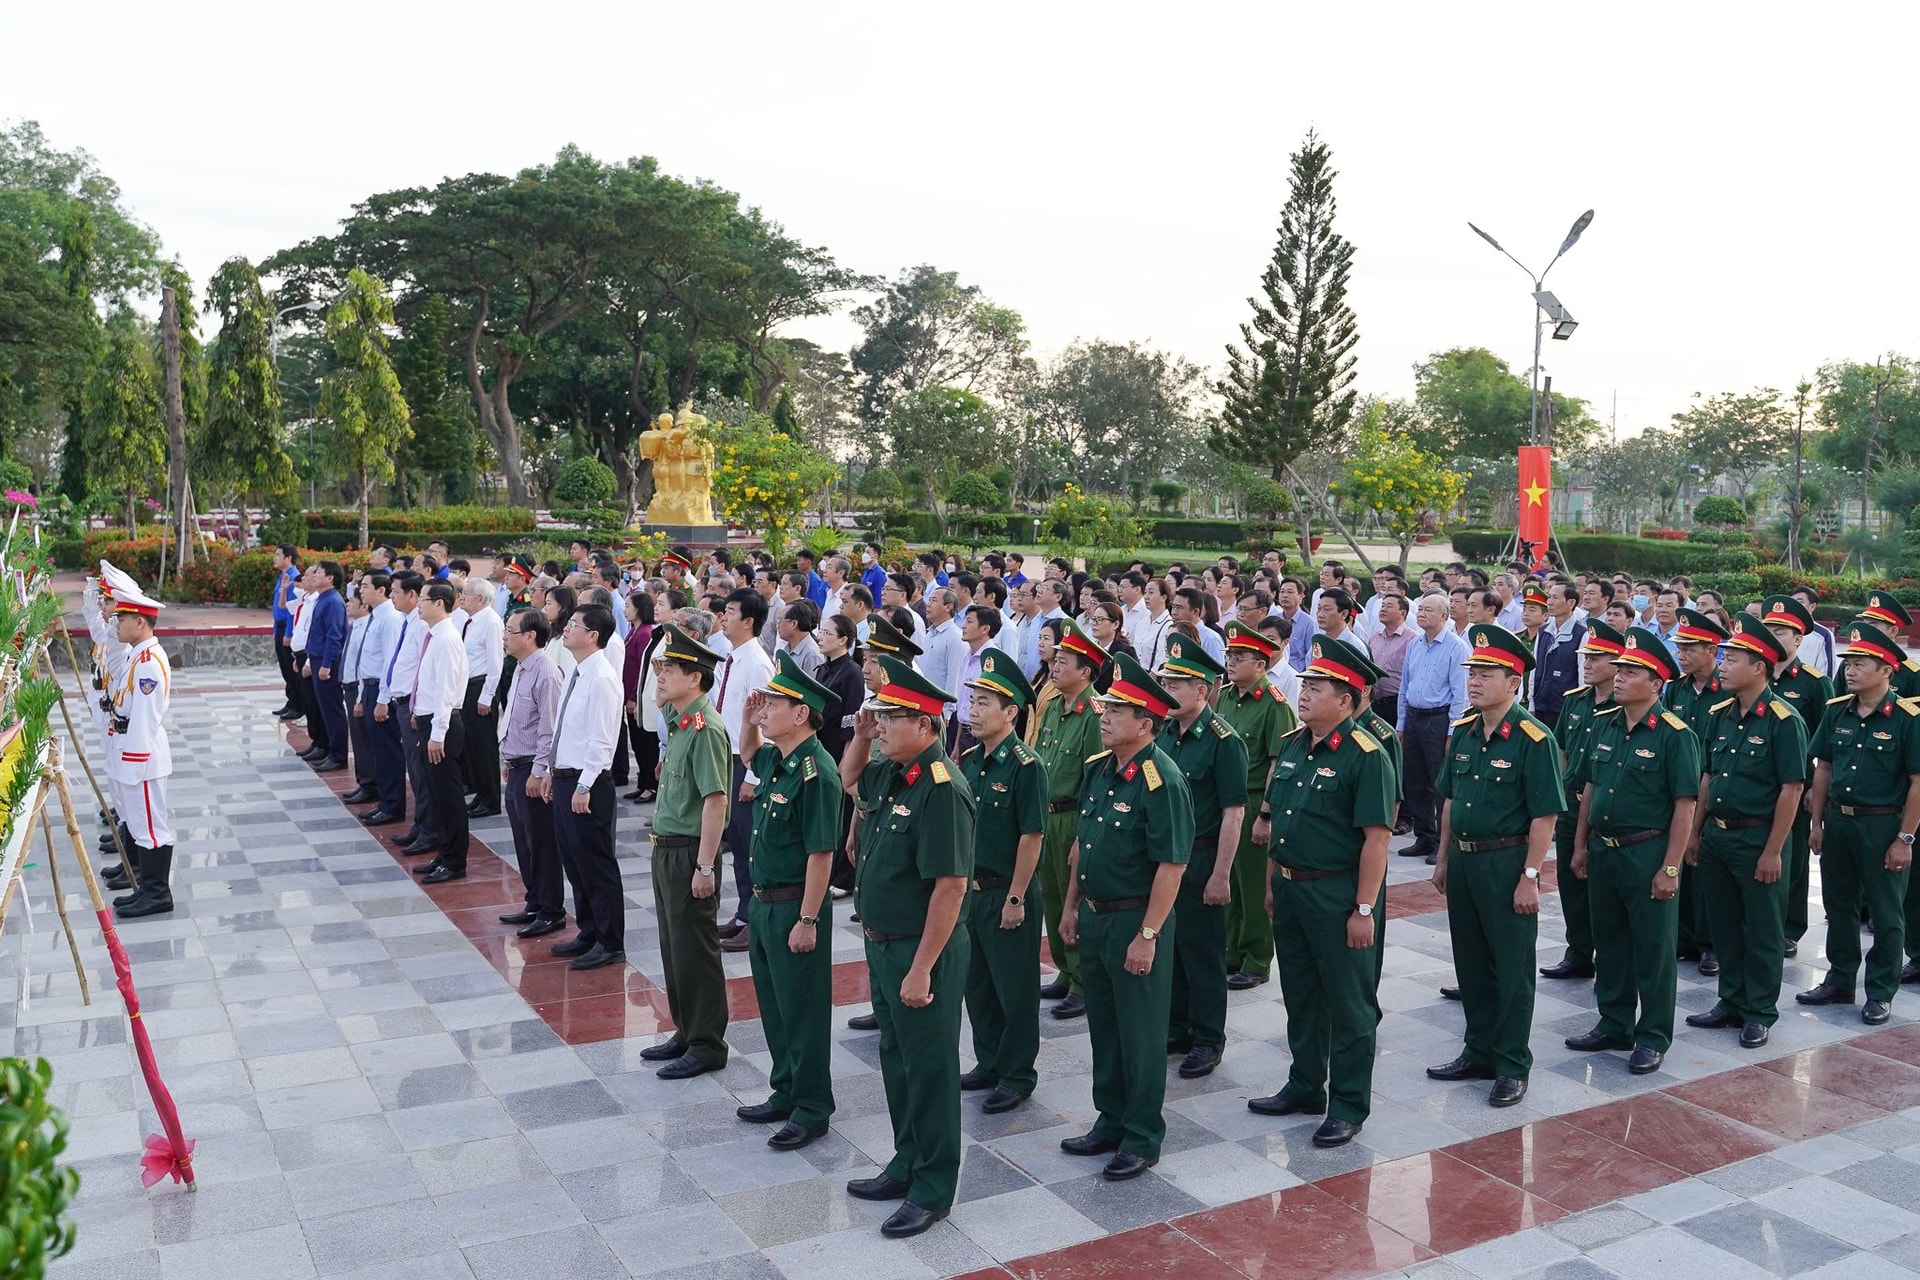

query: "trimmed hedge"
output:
877 510 1257 549
306 506 536 533
1452 531 1701 577
305 529 535 555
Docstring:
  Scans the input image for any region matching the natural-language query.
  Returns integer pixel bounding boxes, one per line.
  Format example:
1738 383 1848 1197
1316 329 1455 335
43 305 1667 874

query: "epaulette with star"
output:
1210 716 1236 740
1451 713 1477 730
1352 729 1380 754
692 710 707 730
1141 759 1163 790
1771 700 1794 720
1567 685 1590 698
800 754 819 780
1804 663 1826 679
1011 740 1038 765
1902 697 1920 717
1660 709 1688 731
1906 658 1920 673
1709 696 1736 714
1594 705 1624 717
1280 724 1306 738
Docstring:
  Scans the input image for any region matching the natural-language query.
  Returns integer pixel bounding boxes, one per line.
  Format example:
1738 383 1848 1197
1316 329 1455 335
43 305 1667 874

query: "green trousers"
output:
1224 826 1274 977
1786 806 1813 942
1444 843 1537 1080
1270 871 1382 1125
1169 868 1228 1051
1676 856 1713 955
1697 828 1787 1026
651 842 730 1067
964 885 1041 1094
1040 810 1082 994
1554 825 1594 970
1904 850 1920 964
1080 903 1176 1157
1821 812 1910 1002
1587 834 1679 1051
746 895 835 1128
869 928 968 1214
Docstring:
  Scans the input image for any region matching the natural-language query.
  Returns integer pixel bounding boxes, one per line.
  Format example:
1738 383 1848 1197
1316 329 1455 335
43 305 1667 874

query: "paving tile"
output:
989 1221 1243 1279
713 1174 882 1247
462 1224 626 1280
1758 1042 1920 1111
1318 1149 1566 1255
1754 1175 1920 1248
435 1174 584 1247
150 1172 296 1245
407 1133 551 1196
1175 1182 1432 1279
597 1199 760 1275
256 1076 383 1130
1442 1225 1581 1279
155 1222 316 1280
1669 1066 1888 1143
286 1152 428 1219
299 1196 456 1274
1445 1117 1685 1212
1674 1199 1852 1276
497 1078 625 1130
1587 1223 1774 1279
673 1133 827 1197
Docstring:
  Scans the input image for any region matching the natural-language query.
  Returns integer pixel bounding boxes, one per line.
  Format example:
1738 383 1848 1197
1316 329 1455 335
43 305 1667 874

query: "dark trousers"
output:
291 650 322 749
418 712 469 871
1401 708 1449 853
553 771 624 952
345 682 374 787
725 759 753 925
628 712 659 792
400 699 442 843
503 762 563 917
367 689 406 817
1372 693 1400 727
274 619 300 705
611 716 630 788
461 677 501 811
1589 833 1678 1051
310 664 346 759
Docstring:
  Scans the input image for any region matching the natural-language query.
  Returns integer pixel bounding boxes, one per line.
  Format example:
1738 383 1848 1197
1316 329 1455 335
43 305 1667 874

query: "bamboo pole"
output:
41 803 89 1003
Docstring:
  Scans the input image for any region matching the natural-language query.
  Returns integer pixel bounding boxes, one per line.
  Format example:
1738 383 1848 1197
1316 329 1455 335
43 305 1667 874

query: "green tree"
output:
856 466 903 506
1038 339 1206 497
319 270 411 546
850 265 1029 426
1671 389 1791 496
699 405 838 556
883 385 1004 516
1411 346 1600 457
79 310 165 533
1691 495 1748 527
201 257 293 540
1334 413 1466 568
554 456 618 505
1211 129 1359 560
1571 429 1688 535
390 294 477 505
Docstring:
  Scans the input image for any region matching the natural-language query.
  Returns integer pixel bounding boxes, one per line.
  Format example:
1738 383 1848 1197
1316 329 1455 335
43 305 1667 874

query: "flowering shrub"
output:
1333 424 1465 560
1044 485 1148 561
700 416 838 557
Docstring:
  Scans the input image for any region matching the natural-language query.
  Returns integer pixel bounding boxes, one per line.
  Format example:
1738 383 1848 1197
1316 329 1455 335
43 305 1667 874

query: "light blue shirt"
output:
919 617 965 705
1397 628 1471 732
1284 608 1316 672
1023 607 1065 680
1197 623 1226 666
359 600 400 689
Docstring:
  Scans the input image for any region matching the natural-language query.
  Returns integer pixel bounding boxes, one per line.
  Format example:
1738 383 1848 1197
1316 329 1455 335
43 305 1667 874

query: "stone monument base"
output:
640 523 729 548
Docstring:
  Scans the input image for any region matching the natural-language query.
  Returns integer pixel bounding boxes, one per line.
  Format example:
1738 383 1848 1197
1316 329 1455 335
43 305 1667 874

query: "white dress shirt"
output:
550 647 622 789
414 614 471 743
341 613 370 684
713 634 774 777
378 607 424 705
1121 599 1152 651
1266 662 1302 706
544 635 577 681
462 604 505 707
1138 609 1175 673
289 588 314 650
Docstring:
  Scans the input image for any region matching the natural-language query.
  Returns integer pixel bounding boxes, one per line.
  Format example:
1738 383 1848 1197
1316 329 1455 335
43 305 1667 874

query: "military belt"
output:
1048 800 1079 814
1453 833 1529 853
1273 864 1346 882
650 834 697 850
1836 803 1902 817
752 884 804 903
1082 895 1149 913
1709 814 1771 831
1594 828 1664 849
971 873 1011 891
862 926 917 942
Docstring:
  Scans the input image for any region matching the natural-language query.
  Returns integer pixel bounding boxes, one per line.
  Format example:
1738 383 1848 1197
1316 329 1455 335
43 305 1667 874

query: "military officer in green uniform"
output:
1855 595 1920 984
1762 595 1834 957
1057 651 1194 1179
1426 626 1565 1107
1345 646 1403 986
1154 632 1249 1079
1797 620 1920 1025
1541 620 1625 982
1218 621 1297 989
1248 635 1394 1149
957 651 1048 1115
733 652 845 1150
1667 608 1732 977
1033 618 1108 1019
1566 628 1700 1075
839 656 975 1238
1681 615 1807 1049
641 623 734 1077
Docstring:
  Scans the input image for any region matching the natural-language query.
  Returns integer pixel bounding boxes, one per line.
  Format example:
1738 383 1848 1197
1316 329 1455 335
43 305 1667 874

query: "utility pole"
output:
1861 358 1886 580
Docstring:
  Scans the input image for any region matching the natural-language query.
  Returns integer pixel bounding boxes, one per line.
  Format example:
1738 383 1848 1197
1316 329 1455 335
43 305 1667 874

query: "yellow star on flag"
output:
1523 481 1547 507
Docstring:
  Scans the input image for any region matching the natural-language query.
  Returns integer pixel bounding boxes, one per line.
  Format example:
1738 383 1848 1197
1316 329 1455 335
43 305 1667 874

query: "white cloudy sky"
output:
10 1 1917 436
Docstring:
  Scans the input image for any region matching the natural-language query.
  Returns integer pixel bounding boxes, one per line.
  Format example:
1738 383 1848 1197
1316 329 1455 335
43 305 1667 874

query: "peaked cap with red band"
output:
1578 619 1626 657
659 547 694 572
1522 581 1550 609
1722 613 1786 665
1093 650 1176 719
864 654 957 717
1221 619 1279 663
1612 626 1677 682
1673 607 1730 647
112 583 165 619
1762 595 1815 636
1859 592 1914 630
1055 616 1110 668
1301 635 1378 693
1463 624 1535 675
1841 620 1905 669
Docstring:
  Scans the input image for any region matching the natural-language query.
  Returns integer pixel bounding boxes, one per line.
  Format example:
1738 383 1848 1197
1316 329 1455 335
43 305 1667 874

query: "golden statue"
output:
639 402 718 527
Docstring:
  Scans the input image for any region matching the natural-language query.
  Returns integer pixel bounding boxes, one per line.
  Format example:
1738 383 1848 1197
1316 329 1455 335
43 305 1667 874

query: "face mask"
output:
1631 594 1649 612
861 551 874 564
945 562 955 573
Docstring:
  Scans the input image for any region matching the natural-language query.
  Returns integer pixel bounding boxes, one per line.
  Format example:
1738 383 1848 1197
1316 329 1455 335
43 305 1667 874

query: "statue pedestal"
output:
641 523 729 547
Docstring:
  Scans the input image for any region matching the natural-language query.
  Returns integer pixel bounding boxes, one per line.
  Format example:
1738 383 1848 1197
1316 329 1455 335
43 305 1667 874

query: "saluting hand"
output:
852 709 880 741
743 690 767 722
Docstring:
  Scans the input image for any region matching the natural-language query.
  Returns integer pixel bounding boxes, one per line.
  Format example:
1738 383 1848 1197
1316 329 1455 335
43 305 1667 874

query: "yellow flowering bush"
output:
1044 484 1149 561
697 414 839 557
1333 423 1465 561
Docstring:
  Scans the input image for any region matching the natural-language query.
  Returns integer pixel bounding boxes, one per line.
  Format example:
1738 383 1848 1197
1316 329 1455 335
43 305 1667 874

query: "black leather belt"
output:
1273 864 1346 882
650 834 696 849
552 767 579 779
1048 800 1078 814
753 884 804 903
1454 833 1529 853
972 873 1011 891
412 711 461 732
863 926 916 942
1409 705 1452 718
503 755 534 769
1083 895 1148 913
1836 803 1902 817
1710 814 1772 831
1594 828 1664 848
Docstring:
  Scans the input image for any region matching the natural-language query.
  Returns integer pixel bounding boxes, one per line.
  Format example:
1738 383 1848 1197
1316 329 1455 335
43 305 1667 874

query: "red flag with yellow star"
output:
1518 446 1552 569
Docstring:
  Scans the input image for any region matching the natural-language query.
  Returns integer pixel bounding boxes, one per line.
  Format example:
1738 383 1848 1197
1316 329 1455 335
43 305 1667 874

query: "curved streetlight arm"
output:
1467 222 1540 287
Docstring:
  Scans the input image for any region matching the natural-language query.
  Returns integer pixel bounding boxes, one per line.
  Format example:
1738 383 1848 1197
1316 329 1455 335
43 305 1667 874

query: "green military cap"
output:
1154 629 1225 681
1578 618 1627 656
654 622 721 673
1761 595 1815 636
1673 607 1730 647
1724 613 1787 665
864 653 957 715
1093 649 1176 719
1614 626 1677 682
1463 623 1536 674
1220 619 1281 664
1055 616 1110 667
966 648 1036 708
759 648 834 715
1301 633 1376 692
1839 619 1906 668
865 612 923 659
1858 592 1914 630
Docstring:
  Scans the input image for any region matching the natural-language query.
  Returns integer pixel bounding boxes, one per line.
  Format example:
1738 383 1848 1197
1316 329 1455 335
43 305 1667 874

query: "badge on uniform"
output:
1316 767 1337 777
138 677 157 695
891 804 912 816
1498 721 1511 739
1634 748 1656 758
1491 759 1511 769
991 781 1008 792
1112 801 1132 813
1874 731 1894 740
770 793 790 804
1123 761 1138 782
1747 736 1766 745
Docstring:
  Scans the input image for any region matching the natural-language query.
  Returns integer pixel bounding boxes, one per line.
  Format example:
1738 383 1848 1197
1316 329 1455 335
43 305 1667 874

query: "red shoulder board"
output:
906 762 922 785
1328 732 1342 752
1498 720 1511 739
138 650 155 663
1251 685 1263 700
679 714 692 730
1123 760 1138 782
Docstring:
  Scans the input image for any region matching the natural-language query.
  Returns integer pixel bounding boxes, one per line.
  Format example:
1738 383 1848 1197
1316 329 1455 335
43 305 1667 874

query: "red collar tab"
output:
905 762 922 785
1123 760 1138 782
1327 731 1343 752
1499 720 1512 739
1251 685 1263 700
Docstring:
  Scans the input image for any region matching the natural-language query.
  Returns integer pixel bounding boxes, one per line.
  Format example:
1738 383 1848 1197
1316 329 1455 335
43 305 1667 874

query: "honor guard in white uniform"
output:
89 560 139 871
102 584 175 919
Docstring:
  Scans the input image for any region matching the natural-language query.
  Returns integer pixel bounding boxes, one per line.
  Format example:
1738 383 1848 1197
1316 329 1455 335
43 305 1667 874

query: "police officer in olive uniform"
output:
1218 621 1297 989
1856 595 1920 985
1541 620 1626 982
1666 608 1732 977
1057 651 1194 1179
839 656 975 1239
1681 615 1807 1049
1762 595 1834 957
1154 632 1249 1079
734 652 845 1151
1034 619 1108 1019
1427 626 1565 1107
1566 628 1700 1075
1798 620 1920 1025
1249 635 1395 1149
957 652 1048 1115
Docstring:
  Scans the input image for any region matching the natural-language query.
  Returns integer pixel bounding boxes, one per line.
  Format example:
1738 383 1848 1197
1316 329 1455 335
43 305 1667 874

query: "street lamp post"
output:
1467 210 1594 446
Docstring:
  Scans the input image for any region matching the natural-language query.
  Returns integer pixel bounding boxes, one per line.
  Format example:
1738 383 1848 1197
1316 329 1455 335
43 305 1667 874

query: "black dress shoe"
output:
1102 1152 1157 1181
315 756 348 772
398 839 439 856
1904 960 1920 984
1311 1117 1361 1147
1426 1054 1496 1082
551 936 597 958
1566 1028 1635 1052
1740 1022 1771 1048
1864 999 1893 1025
1399 844 1432 858
466 804 500 819
1697 950 1720 976
1797 983 1857 1006
1051 994 1086 1020
959 1068 997 1091
360 809 402 826
99 861 122 879
1039 976 1070 1000
1785 938 1799 957
342 787 377 805
768 1121 827 1150
569 944 625 971
1247 1094 1325 1116
1166 1038 1194 1056
656 1053 716 1080
1539 959 1596 980
1178 1046 1221 1078
1226 970 1269 990
738 1100 792 1123
846 1174 908 1201
499 910 538 925
270 702 295 718
1685 1003 1741 1029
847 1012 879 1031
1439 986 1462 1001
103 870 132 892
1060 1133 1120 1156
412 859 445 876
518 915 567 939
421 865 466 884
982 1086 1029 1114
717 919 747 940
879 1201 946 1238
1489 1077 1528 1108
297 745 328 761
638 1037 686 1062
1627 1045 1664 1075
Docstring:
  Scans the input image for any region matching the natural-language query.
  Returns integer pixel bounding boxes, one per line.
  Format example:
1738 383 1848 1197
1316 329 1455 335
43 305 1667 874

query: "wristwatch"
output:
1662 865 1681 878
1900 833 1916 847
1139 924 1159 941
1258 810 1273 821
1006 894 1023 907
1355 902 1374 918
695 864 715 877
798 915 818 927
1522 866 1541 881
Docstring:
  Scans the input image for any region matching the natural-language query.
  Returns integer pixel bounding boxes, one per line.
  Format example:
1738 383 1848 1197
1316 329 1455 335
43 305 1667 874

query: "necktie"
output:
554 670 580 756
385 616 410 684
716 655 734 710
462 616 471 639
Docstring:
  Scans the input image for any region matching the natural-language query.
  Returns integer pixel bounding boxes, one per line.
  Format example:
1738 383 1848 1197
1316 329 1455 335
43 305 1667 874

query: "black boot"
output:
104 834 141 893
115 846 174 919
